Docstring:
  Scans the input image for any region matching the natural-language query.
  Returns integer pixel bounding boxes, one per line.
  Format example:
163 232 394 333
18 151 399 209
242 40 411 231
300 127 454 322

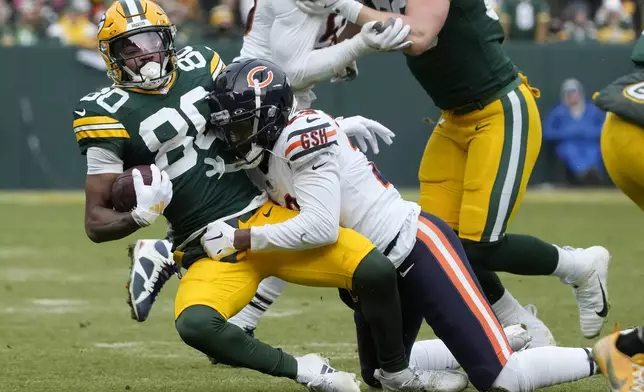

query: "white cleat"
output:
295 354 361 392
567 246 610 339
503 324 532 351
126 239 178 322
375 367 468 392
522 305 557 348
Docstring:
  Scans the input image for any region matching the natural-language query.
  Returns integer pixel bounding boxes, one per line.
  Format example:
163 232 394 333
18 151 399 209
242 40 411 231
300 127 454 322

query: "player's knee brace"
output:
351 249 397 297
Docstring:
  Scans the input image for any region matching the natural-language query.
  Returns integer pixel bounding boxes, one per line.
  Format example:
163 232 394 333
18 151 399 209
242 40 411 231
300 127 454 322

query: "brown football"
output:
111 165 153 213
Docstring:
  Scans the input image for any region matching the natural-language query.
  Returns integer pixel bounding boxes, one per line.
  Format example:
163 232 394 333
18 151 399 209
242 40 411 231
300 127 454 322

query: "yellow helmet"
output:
97 0 177 90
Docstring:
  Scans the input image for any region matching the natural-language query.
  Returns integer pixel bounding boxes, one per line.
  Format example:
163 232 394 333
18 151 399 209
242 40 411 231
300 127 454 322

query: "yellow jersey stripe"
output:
74 123 125 133
76 129 130 141
211 53 224 80
73 116 120 128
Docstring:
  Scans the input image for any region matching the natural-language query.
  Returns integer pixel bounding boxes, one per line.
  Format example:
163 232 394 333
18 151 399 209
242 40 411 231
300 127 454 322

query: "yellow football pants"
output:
174 201 375 320
418 80 542 242
601 112 644 210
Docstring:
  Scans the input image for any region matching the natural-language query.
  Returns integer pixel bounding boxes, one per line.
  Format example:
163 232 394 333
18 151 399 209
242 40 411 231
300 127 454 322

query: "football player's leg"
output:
594 327 644 391
404 211 512 390
173 258 291 372
227 276 287 333
242 202 453 389
491 346 598 391
417 122 465 232
459 84 609 339
602 112 644 210
174 255 360 390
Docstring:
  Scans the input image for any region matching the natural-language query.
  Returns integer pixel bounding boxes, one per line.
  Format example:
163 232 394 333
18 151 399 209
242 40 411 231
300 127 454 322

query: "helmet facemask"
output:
212 97 286 169
106 27 176 90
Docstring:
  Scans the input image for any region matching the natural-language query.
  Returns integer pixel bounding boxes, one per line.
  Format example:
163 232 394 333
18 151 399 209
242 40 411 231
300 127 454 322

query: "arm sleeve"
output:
250 152 341 251
86 146 124 175
269 6 369 90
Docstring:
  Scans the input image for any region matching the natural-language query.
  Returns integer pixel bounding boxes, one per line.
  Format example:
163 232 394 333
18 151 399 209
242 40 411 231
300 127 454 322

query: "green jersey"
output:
364 0 518 110
73 45 260 247
631 32 644 68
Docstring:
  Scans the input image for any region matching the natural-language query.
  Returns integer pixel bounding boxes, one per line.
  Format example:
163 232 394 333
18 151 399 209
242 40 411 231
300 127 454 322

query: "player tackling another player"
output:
204 57 603 392
590 33 644 392
294 0 612 345
74 1 463 391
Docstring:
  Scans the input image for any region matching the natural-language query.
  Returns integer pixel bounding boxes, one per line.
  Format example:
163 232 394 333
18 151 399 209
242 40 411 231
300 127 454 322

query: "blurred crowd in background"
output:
0 0 635 186
0 0 642 47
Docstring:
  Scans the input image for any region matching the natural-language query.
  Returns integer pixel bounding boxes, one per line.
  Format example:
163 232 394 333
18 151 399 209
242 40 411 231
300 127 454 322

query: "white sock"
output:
552 245 586 283
409 339 459 371
228 276 287 331
492 347 595 392
491 290 532 327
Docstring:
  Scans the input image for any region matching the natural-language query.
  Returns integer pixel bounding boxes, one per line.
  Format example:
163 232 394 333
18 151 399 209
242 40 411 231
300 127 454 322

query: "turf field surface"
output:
0 189 640 392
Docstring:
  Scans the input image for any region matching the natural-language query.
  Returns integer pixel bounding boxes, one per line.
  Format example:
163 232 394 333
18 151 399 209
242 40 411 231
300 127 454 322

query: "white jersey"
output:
248 110 420 268
234 0 350 109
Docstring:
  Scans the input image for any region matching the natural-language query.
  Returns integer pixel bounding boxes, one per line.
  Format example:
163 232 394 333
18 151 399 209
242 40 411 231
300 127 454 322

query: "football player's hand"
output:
360 18 412 51
131 164 173 227
295 0 363 23
201 220 238 261
331 61 359 83
336 115 395 154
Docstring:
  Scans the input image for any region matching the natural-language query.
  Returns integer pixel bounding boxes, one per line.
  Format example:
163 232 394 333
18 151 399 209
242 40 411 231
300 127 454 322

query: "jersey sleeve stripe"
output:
74 123 126 133
285 140 302 156
210 53 225 80
286 122 331 140
73 116 120 128
289 141 338 161
75 129 130 141
326 130 337 138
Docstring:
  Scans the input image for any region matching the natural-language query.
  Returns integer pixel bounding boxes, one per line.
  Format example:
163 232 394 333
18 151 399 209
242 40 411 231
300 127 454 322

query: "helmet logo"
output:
247 66 273 88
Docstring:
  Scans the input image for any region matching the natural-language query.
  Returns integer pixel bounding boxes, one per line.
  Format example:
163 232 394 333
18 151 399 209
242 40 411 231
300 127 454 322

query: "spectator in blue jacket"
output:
544 78 607 185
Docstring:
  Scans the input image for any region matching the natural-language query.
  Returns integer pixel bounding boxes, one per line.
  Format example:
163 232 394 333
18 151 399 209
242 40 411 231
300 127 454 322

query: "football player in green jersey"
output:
295 0 611 344
75 1 463 390
592 33 644 392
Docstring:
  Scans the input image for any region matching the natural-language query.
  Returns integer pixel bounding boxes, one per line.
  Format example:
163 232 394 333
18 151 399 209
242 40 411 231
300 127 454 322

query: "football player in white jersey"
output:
234 0 411 109
202 59 601 392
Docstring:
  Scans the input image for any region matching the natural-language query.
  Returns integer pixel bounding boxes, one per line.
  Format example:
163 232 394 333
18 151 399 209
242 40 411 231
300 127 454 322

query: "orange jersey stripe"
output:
326 130 337 138
419 215 511 354
416 216 511 365
285 141 303 156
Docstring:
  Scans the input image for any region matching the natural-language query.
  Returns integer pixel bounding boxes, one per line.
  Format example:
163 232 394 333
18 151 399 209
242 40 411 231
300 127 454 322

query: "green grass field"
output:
1 189 642 392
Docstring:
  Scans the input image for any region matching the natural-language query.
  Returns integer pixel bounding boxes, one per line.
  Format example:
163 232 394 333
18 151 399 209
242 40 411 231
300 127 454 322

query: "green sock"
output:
470 264 506 304
462 234 559 276
176 305 297 378
352 249 408 373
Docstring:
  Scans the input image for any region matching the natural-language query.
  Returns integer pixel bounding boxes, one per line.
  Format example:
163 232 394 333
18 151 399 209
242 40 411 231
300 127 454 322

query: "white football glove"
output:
331 61 359 83
360 18 412 51
296 0 363 23
201 220 238 261
336 115 395 154
131 164 173 227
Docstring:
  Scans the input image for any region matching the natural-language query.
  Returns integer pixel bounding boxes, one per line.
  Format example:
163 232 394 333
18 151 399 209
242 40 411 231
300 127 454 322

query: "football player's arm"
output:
83 148 140 243
269 7 372 89
355 0 448 55
240 153 342 251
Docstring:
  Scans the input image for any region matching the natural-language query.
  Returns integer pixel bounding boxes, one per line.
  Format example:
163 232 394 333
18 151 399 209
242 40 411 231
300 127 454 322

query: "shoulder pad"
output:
177 44 225 81
277 109 340 163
